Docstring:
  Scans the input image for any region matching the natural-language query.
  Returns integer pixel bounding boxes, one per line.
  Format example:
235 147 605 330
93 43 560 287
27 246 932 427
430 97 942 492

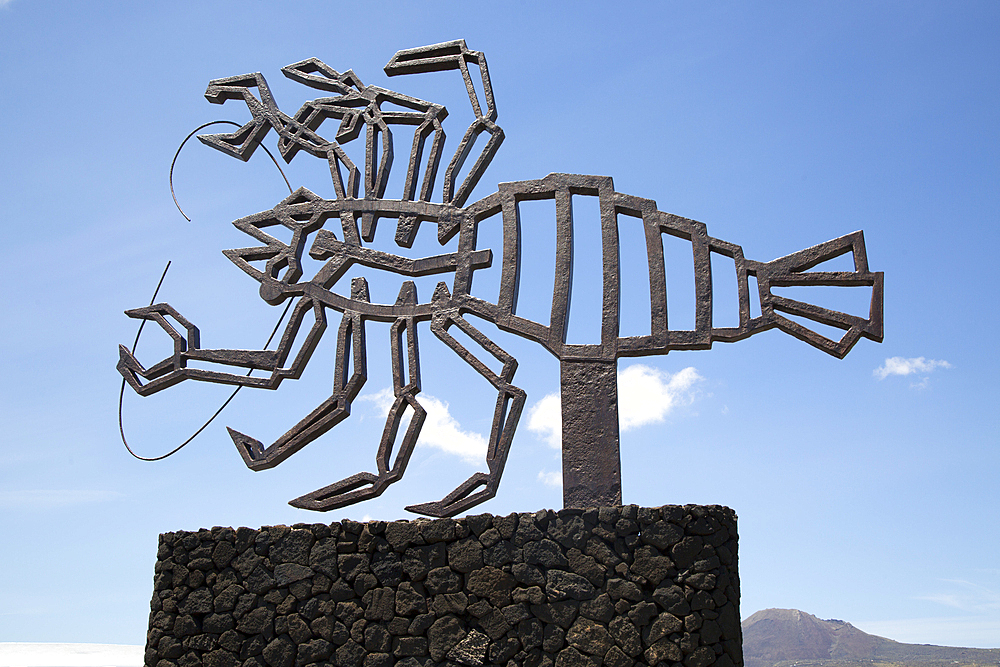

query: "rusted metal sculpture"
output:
119 40 883 517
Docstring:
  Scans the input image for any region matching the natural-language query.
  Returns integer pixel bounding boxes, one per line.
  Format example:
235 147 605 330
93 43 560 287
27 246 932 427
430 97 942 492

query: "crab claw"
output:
117 343 188 396
227 428 270 471
117 345 150 392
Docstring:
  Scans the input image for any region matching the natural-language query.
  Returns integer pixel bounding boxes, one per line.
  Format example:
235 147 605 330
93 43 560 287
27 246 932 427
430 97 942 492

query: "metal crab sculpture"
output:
119 40 883 517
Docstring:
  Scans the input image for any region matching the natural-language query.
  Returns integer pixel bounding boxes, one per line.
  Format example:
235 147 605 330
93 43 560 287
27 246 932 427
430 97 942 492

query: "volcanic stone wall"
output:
147 505 741 667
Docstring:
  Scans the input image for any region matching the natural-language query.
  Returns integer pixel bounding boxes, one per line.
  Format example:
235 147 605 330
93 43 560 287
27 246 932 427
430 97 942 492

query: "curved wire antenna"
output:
119 261 294 461
170 120 293 221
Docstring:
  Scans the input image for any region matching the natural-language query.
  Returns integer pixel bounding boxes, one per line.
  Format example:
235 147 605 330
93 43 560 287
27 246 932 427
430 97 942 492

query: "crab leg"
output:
406 296 525 518
290 280 427 511
229 289 367 472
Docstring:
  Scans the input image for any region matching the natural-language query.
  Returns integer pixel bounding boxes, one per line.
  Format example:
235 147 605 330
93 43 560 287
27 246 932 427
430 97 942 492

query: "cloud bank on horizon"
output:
0 643 143 667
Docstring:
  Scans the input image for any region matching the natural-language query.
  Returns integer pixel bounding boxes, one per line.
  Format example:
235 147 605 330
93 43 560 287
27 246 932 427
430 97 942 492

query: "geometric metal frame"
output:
119 40 883 517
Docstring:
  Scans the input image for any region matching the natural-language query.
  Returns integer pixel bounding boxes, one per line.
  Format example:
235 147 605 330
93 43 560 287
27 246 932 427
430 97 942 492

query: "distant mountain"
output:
742 609 1000 667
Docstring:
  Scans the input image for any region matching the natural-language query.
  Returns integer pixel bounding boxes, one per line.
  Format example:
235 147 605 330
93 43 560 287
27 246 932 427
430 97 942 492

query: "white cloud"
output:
918 579 1000 613
358 388 487 464
874 356 952 380
537 470 561 487
0 490 123 510
618 364 703 431
362 366 704 462
358 387 396 414
527 393 561 449
417 395 488 463
526 364 704 446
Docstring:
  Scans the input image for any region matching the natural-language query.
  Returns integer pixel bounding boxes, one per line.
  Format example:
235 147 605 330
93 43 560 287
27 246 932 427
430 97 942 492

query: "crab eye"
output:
259 280 283 303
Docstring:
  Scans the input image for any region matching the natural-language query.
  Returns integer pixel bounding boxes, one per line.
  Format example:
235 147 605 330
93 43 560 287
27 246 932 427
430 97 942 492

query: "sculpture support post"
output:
560 358 623 508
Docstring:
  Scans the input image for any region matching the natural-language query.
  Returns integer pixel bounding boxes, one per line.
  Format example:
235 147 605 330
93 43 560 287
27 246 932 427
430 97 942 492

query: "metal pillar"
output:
560 358 623 508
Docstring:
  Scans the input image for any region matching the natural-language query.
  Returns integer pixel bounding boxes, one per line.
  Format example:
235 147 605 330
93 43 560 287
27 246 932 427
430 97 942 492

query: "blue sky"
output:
1 0 998 650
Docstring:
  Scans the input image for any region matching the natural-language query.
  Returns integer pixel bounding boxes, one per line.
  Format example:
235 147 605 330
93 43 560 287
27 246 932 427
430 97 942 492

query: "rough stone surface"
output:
446 629 489 666
146 505 740 667
428 616 465 661
565 618 613 657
